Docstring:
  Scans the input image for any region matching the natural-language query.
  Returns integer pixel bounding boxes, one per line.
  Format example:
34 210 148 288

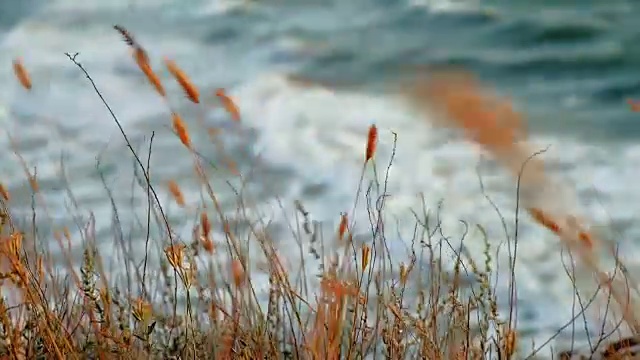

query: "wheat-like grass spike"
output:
114 25 137 47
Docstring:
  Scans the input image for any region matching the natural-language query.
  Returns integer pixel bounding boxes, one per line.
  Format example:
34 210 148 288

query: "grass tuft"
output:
0 30 638 360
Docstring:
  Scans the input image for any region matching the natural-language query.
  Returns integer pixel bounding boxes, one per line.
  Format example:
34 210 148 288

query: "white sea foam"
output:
229 72 640 345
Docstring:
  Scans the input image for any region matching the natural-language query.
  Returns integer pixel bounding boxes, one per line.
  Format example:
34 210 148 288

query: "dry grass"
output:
0 28 639 360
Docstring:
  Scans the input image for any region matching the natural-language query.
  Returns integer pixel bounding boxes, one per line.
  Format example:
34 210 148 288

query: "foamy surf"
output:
223 71 640 348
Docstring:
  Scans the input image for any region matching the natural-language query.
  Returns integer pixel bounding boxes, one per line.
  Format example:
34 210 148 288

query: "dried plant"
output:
113 25 138 47
167 180 186 208
164 59 200 104
12 58 32 91
0 183 9 202
215 88 241 122
0 35 637 360
365 124 378 163
170 112 191 149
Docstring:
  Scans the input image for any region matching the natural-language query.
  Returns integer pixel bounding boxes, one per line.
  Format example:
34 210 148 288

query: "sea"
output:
1 0 640 357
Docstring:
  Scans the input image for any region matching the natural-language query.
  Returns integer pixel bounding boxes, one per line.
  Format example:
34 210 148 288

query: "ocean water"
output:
1 0 640 355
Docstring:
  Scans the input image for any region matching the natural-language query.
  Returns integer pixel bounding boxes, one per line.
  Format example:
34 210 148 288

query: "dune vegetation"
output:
0 25 639 359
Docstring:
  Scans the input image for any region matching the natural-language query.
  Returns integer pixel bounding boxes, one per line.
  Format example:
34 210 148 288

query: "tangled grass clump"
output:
0 25 638 360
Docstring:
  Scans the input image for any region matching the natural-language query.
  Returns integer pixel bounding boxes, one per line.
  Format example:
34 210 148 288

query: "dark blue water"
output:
291 1 640 140
154 0 640 141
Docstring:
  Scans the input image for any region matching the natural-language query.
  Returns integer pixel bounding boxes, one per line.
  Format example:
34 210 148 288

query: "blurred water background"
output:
2 0 640 355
